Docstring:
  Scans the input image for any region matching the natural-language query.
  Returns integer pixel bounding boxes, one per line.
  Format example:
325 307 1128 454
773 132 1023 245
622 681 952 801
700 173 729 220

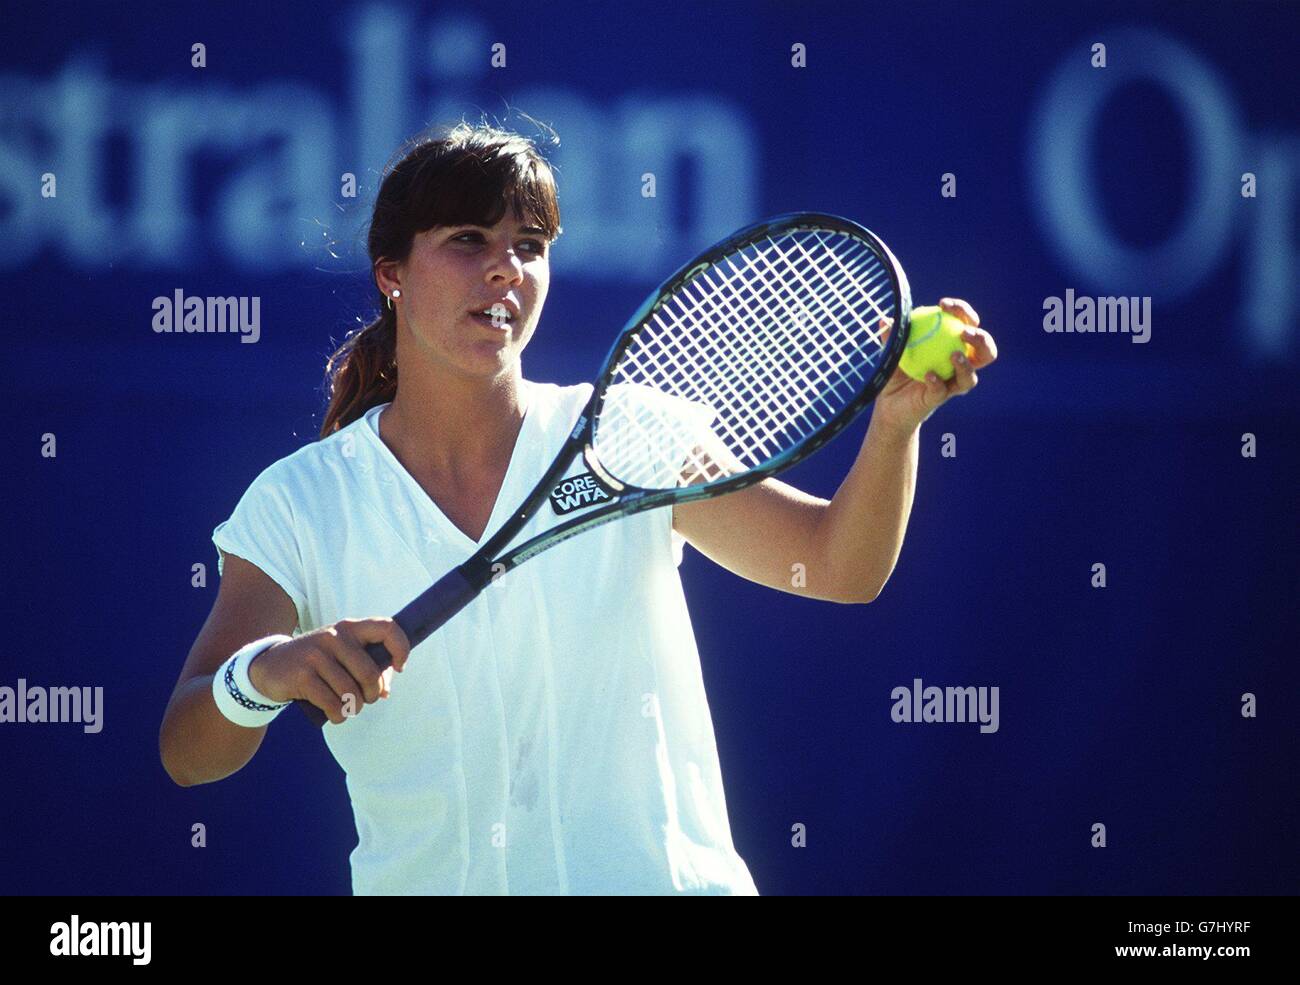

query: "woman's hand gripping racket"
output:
298 211 912 726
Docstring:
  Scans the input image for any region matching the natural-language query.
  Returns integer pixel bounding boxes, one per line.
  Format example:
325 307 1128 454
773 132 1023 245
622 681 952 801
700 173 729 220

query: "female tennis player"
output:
159 122 997 895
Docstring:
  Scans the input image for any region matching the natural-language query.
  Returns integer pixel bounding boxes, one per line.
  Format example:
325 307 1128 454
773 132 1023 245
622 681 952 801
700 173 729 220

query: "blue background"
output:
2 0 1296 895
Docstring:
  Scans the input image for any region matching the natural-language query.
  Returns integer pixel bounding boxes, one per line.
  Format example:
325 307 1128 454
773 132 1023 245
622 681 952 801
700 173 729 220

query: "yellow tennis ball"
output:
899 306 975 382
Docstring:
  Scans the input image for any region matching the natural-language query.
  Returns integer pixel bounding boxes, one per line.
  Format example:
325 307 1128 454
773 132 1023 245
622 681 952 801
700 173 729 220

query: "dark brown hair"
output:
319 121 562 437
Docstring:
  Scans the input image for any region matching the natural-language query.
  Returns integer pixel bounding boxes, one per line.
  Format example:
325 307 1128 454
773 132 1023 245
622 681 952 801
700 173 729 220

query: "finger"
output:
302 674 349 726
950 349 979 393
923 371 952 404
382 620 412 673
878 315 894 344
959 326 997 367
370 660 392 700
315 628 384 705
333 641 387 705
938 297 980 327
340 617 409 674
334 619 401 697
311 646 376 712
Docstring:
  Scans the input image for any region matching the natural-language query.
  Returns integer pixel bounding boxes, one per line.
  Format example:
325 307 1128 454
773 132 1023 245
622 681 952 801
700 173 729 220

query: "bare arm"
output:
160 555 413 786
672 414 918 603
159 554 297 786
673 297 996 604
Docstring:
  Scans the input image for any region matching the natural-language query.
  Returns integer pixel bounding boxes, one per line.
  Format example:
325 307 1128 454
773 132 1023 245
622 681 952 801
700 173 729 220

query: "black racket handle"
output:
296 566 483 727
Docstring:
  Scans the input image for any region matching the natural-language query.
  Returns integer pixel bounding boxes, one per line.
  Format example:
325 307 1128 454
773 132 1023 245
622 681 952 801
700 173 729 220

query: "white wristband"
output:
212 635 294 728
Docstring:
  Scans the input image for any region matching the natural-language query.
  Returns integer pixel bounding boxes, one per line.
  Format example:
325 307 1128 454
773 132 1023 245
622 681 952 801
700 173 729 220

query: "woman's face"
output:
387 210 551 380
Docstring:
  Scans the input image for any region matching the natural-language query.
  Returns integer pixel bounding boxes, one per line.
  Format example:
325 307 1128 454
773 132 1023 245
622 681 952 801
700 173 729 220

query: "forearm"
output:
159 675 267 786
814 414 920 601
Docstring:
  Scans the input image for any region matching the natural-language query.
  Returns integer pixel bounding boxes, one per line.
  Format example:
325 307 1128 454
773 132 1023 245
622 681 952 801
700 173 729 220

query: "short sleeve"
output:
670 524 688 567
595 382 719 490
212 465 310 631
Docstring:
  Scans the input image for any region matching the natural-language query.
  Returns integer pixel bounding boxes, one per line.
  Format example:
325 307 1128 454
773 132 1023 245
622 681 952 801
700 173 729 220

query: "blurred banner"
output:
2 0 1296 896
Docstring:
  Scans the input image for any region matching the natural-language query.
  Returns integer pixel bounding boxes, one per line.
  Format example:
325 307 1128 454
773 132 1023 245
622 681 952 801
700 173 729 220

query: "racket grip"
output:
296 565 484 728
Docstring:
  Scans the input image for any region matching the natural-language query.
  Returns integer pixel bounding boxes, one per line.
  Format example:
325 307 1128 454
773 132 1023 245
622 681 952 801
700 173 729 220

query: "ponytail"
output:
318 307 398 437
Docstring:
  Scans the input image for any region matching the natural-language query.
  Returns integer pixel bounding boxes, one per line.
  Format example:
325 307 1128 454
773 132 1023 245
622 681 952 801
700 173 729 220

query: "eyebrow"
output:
456 223 548 236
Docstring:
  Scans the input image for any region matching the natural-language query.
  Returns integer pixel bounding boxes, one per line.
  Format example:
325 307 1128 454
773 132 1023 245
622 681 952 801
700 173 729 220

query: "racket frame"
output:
490 212 912 574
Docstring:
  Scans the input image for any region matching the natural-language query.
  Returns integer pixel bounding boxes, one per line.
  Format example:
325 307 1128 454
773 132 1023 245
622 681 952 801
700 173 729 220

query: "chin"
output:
463 344 521 376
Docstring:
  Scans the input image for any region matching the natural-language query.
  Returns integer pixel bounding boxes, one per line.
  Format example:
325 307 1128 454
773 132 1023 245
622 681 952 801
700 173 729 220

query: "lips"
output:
469 299 519 322
470 313 511 333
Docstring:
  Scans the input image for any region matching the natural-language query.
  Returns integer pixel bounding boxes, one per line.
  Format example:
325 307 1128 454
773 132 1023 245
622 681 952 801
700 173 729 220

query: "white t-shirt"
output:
212 380 759 895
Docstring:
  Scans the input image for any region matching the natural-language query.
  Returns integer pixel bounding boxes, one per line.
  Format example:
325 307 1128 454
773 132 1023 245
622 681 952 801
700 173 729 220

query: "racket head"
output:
585 212 911 499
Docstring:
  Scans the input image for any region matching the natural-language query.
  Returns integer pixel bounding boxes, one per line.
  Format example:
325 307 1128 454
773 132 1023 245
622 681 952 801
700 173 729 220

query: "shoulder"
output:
526 379 593 411
523 379 594 432
235 408 380 507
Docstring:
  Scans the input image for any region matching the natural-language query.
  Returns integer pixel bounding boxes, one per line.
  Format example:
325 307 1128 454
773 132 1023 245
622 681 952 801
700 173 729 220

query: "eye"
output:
451 231 546 255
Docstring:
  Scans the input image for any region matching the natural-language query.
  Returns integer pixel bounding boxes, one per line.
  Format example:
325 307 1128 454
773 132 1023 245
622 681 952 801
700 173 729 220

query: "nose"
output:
486 244 525 285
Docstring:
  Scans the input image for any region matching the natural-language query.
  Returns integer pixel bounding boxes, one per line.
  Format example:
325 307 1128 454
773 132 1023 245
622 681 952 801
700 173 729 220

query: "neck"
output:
381 368 529 479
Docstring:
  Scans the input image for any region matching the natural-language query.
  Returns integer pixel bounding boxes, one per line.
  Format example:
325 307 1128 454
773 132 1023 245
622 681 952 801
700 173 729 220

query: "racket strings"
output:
698 232 891 408
709 241 892 431
595 226 896 489
665 272 838 461
656 243 886 440
654 231 889 462
601 231 889 486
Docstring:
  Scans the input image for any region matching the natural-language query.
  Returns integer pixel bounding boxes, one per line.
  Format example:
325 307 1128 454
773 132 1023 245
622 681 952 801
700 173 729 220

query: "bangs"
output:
403 138 561 242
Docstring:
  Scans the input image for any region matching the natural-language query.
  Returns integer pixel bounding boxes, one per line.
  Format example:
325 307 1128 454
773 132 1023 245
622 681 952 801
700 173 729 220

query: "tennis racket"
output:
299 211 912 726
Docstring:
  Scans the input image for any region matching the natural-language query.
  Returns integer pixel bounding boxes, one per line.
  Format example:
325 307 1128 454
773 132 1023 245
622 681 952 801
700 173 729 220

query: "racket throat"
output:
582 444 625 495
